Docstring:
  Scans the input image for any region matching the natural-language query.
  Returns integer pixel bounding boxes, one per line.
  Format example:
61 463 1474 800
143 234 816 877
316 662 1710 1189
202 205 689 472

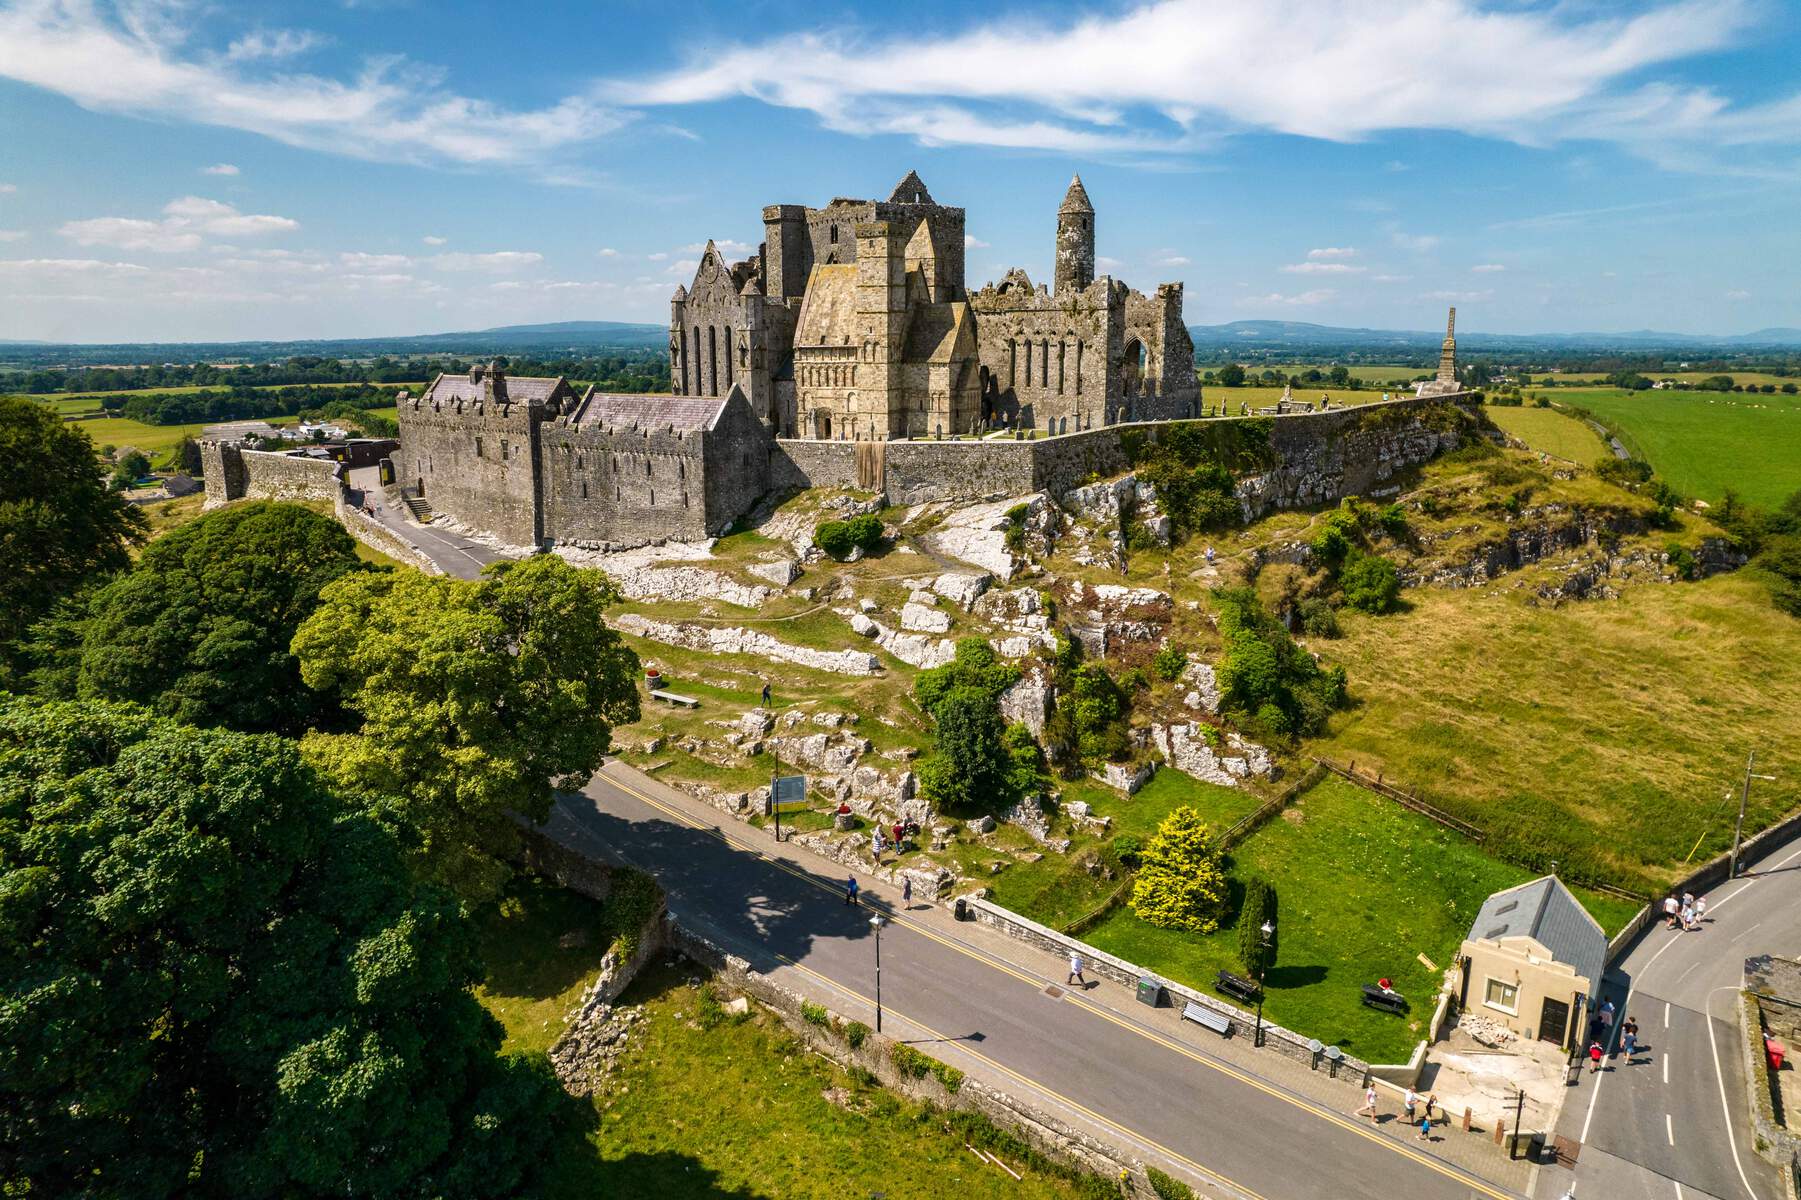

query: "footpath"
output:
544 759 1542 1200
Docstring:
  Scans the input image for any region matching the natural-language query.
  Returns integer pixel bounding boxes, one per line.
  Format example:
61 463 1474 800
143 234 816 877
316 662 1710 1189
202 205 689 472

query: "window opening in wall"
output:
1058 342 1066 394
1483 978 1519 1014
709 326 718 395
649 488 655 506
830 224 838 244
474 436 483 458
500 439 509 461
725 327 734 386
1009 338 1017 386
580 481 588 498
1024 338 1032 387
692 326 702 395
1075 340 1084 394
645 459 652 476
575 453 583 469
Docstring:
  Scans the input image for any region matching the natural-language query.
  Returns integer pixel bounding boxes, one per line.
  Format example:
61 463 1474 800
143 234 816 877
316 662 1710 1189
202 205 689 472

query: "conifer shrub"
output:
1129 805 1227 933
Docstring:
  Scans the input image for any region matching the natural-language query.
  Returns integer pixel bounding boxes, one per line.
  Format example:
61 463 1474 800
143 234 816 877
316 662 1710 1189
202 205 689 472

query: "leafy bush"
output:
1296 597 1341 638
1129 806 1227 933
1665 542 1698 581
1596 457 1654 488
915 638 1020 713
1309 510 1358 566
1067 662 1130 761
1111 833 1144 869
1339 550 1401 615
1377 503 1409 540
1152 646 1187 681
1237 877 1278 980
1147 1166 1199 1200
1212 588 1347 737
801 1001 829 1027
844 1021 870 1049
916 640 1023 811
813 513 884 559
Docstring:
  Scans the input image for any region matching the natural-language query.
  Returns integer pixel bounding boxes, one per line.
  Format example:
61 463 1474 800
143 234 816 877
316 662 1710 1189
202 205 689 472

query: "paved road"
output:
344 466 506 579
547 761 1526 1200
1553 839 1801 1200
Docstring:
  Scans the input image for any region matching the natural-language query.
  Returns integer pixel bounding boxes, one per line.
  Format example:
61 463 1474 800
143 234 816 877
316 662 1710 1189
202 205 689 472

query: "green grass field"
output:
1550 387 1801 507
475 878 1108 1199
1550 371 1796 388
1080 776 1640 1063
1483 404 1610 463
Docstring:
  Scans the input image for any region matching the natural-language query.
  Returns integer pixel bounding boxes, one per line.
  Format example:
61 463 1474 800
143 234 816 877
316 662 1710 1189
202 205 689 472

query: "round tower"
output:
1054 174 1095 293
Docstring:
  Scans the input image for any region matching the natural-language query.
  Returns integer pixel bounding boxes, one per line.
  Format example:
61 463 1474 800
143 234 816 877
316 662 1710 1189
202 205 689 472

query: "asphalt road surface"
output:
344 466 505 579
546 760 1527 1200
1553 838 1801 1200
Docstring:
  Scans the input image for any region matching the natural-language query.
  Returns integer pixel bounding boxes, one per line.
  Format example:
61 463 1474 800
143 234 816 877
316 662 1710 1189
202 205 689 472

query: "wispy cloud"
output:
1281 261 1362 275
964 234 989 249
200 163 240 176
0 2 628 169
1241 288 1334 307
225 29 328 63
600 0 1788 171
1392 231 1441 253
1471 263 1506 273
1426 288 1493 302
60 196 297 252
1307 246 1356 260
0 230 26 242
429 250 543 272
422 235 447 246
1152 250 1190 266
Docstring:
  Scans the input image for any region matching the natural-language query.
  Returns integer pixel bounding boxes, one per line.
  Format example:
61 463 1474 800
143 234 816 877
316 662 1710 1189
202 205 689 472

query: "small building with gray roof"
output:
1458 875 1607 1050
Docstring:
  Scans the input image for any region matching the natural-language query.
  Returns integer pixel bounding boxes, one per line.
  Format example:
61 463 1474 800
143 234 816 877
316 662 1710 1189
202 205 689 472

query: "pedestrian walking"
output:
1356 1085 1379 1121
1696 895 1708 923
1418 1112 1432 1141
871 828 885 862
1425 1093 1438 1125
1403 1087 1418 1126
1599 999 1615 1035
1589 1040 1604 1072
844 875 859 906
902 876 913 907
1680 903 1696 931
1663 894 1680 929
1682 891 1695 912
1621 1020 1638 1061
1068 952 1087 988
760 681 772 707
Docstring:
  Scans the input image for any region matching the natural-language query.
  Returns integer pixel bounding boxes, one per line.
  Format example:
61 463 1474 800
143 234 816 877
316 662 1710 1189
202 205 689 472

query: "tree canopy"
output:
1128 805 1227 933
74 501 365 734
0 397 145 687
293 554 640 900
0 696 578 1199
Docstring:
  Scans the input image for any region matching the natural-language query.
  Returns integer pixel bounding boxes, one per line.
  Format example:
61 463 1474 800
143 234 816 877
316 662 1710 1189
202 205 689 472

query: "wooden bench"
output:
1360 984 1407 1014
649 689 700 708
1216 969 1261 1003
1181 1001 1232 1037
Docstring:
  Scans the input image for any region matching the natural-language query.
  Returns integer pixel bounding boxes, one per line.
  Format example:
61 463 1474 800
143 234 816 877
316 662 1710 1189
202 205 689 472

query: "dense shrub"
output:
1665 542 1698 581
1377 503 1409 540
1339 549 1401 614
1596 457 1654 487
813 513 884 559
1212 588 1347 738
1111 833 1144 869
1152 646 1188 681
1147 1167 1199 1200
1308 509 1359 566
1237 877 1278 979
1296 597 1341 638
1129 806 1227 933
1068 662 1130 761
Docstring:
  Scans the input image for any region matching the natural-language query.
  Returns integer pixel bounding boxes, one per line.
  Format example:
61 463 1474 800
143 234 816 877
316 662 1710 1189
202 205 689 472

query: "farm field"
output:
1079 775 1639 1063
8 380 425 414
1266 363 1430 385
1313 573 1801 890
1554 387 1801 507
1483 403 1610 463
475 879 1107 1200
50 404 402 466
1549 370 1796 388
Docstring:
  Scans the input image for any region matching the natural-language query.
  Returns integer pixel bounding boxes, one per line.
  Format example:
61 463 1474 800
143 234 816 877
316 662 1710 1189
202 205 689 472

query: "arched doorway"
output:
1121 339 1147 395
812 410 833 440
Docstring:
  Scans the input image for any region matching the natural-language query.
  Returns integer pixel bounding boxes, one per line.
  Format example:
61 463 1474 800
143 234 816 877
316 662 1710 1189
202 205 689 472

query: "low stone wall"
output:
333 500 444 575
667 919 1143 1187
237 448 343 503
1742 989 1801 1169
962 894 1383 1082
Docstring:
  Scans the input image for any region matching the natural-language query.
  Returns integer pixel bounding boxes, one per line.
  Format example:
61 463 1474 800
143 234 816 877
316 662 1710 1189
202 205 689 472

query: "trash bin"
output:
1136 975 1163 1008
953 897 968 922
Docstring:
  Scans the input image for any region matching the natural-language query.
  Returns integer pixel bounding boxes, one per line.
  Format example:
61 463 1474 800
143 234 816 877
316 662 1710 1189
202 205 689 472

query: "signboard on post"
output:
770 774 807 842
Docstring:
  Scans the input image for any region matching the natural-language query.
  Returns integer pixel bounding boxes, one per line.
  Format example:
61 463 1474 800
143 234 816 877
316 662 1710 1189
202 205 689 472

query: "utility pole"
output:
1731 750 1778 879
869 914 885 1033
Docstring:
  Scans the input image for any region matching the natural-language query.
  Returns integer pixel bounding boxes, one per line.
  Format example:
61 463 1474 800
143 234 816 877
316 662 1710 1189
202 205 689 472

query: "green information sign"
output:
771 775 808 814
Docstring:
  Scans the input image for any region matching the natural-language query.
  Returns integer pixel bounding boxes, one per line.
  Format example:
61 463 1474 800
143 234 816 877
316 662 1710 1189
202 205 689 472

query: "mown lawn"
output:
1484 403 1610 464
475 881 1109 1199
1081 776 1640 1063
1552 387 1801 507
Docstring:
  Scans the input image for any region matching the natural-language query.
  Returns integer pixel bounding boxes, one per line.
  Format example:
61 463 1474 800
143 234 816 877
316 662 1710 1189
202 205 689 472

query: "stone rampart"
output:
236 449 342 503
772 393 1475 509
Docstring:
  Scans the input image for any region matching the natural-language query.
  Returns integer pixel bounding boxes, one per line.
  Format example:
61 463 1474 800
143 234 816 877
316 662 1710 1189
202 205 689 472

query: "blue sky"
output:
1 0 1798 343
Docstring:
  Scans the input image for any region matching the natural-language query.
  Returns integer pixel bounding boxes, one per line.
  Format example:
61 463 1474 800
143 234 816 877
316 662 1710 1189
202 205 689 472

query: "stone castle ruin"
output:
276 169 1475 553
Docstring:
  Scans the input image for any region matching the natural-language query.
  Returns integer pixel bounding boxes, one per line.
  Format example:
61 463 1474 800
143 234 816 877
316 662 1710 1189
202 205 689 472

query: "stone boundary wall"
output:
666 919 1145 1188
961 894 1392 1083
1741 989 1801 1171
1607 806 1801 966
199 440 443 575
773 392 1475 507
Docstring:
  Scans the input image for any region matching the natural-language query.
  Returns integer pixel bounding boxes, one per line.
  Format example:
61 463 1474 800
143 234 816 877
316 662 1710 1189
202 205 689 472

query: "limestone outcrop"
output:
614 614 881 676
1150 723 1273 786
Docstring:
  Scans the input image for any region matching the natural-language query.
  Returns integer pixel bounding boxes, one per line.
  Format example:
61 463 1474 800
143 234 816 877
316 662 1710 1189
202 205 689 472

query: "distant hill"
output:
1189 320 1801 354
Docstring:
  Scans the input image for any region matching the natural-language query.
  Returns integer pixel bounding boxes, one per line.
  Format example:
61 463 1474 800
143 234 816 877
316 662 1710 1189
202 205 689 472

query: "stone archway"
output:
1121 338 1147 396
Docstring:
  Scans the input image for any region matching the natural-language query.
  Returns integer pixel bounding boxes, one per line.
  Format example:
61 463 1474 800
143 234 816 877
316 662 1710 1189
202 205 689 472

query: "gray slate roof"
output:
1469 875 1607 991
578 392 727 432
428 374 566 404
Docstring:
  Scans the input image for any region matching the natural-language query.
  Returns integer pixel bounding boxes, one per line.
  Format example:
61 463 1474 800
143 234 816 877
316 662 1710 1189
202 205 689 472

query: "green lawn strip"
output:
1083 775 1628 1063
1484 404 1611 464
509 956 1106 1199
1553 387 1801 508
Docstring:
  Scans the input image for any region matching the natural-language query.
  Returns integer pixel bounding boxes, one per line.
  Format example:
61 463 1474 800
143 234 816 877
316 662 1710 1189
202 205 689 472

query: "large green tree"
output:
75 501 364 733
293 554 640 900
0 697 579 1199
0 397 145 687
1129 805 1228 933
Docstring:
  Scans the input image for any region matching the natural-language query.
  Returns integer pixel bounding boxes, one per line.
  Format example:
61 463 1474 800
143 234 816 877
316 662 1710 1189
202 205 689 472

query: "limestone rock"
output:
850 613 879 637
971 815 997 835
614 614 880 677
900 602 952 633
998 668 1055 737
858 598 879 613
738 709 775 738
768 731 869 773
748 558 802 587
932 572 991 610
1150 723 1273 786
1181 662 1222 714
1094 761 1156 795
920 494 1050 580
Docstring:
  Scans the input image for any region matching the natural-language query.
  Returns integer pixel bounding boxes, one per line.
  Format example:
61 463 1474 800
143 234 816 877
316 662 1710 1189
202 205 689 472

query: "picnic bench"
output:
1216 969 1261 1003
649 689 700 708
1181 1001 1232 1037
1360 984 1407 1014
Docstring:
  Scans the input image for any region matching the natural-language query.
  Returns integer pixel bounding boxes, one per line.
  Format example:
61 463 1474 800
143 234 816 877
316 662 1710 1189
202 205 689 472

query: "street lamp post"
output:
869 914 885 1034
1253 919 1274 1048
1731 750 1778 879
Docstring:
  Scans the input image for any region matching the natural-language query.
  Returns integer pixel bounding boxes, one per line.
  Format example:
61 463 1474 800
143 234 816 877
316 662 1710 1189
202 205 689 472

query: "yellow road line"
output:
589 769 1513 1200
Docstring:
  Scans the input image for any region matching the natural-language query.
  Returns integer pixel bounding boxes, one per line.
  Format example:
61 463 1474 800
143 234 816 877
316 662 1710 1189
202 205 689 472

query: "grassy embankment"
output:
476 877 1113 1199
1483 404 1610 464
19 391 409 467
1548 387 1801 508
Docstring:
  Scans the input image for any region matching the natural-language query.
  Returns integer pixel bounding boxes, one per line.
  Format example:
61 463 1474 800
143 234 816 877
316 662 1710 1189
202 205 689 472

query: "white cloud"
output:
964 234 989 248
422 235 447 246
0 3 629 169
1152 251 1190 266
1307 246 1356 259
1281 261 1363 275
1241 288 1334 307
429 250 543 272
1392 231 1441 253
1383 160 1409 172
162 196 298 236
1725 289 1751 300
0 183 16 194
1426 288 1493 302
225 29 327 63
1471 263 1507 273
679 239 753 257
200 163 240 176
0 230 25 242
340 251 412 269
60 216 200 253
1370 274 1411 283
1096 255 1123 271
602 0 1780 169
596 246 618 256
647 252 668 261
